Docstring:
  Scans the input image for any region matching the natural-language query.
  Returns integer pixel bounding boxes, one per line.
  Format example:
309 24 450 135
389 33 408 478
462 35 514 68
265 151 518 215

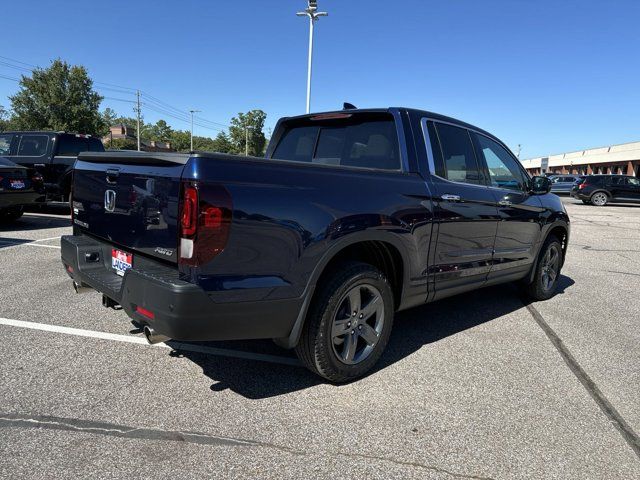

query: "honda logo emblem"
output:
104 189 116 212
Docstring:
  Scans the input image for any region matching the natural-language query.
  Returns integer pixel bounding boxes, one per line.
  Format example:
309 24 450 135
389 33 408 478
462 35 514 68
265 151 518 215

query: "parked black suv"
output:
571 174 640 206
0 131 104 202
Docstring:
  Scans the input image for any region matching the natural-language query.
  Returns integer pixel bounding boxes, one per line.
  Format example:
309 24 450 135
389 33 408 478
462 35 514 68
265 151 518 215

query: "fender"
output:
524 219 570 284
276 229 412 349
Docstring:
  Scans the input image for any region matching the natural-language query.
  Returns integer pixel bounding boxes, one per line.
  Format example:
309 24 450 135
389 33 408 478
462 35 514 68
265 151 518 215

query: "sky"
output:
1 0 639 159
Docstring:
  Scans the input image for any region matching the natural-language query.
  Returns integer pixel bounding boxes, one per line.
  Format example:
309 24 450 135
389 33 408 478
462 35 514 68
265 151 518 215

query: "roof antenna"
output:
343 102 357 110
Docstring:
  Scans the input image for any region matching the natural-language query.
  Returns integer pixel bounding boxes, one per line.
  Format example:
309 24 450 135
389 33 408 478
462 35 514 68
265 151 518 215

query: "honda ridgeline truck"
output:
61 108 569 382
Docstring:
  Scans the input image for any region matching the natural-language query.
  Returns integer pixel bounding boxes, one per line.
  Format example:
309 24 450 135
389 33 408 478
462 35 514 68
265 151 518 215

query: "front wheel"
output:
590 192 608 206
295 262 394 383
522 235 563 301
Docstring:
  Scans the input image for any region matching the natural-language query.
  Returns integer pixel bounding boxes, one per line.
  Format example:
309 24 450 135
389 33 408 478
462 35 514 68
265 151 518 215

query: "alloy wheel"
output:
331 283 385 365
541 245 560 292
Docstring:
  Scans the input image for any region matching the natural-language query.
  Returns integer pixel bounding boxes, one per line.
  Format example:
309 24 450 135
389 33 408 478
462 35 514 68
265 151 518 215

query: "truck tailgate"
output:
72 152 189 264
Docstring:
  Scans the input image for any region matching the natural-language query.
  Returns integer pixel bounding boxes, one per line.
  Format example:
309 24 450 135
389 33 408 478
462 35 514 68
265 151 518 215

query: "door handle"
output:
498 200 513 206
34 163 46 168
441 194 461 202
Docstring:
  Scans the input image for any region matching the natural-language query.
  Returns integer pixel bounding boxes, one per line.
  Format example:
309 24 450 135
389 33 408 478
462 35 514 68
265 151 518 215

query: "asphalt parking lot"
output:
1 198 639 479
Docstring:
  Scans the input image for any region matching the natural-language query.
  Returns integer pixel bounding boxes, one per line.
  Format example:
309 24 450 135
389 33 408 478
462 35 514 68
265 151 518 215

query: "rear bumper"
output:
60 234 301 341
0 191 43 209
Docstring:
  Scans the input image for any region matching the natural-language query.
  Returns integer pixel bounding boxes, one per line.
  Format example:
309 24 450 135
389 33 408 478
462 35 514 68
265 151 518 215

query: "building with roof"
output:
103 124 174 152
520 140 640 177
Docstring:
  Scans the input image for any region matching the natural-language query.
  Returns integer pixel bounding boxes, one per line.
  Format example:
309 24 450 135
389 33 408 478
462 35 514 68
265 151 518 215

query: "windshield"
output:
0 133 16 156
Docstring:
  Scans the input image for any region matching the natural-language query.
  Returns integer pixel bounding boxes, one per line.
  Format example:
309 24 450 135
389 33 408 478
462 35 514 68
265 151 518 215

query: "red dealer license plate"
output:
111 249 132 276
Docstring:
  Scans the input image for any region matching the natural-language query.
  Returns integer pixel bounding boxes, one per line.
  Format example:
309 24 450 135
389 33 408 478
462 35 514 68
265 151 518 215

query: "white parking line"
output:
0 236 62 251
0 317 300 367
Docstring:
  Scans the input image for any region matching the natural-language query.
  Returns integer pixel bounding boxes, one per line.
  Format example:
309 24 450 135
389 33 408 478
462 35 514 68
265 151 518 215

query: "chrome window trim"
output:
419 117 489 191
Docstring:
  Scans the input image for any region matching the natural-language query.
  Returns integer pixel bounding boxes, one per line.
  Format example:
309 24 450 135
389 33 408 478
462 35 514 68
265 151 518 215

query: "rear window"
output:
586 176 605 186
271 115 400 170
56 135 90 156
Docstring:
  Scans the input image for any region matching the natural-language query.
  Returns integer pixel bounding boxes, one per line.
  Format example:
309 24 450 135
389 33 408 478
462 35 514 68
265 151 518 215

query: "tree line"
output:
0 59 268 156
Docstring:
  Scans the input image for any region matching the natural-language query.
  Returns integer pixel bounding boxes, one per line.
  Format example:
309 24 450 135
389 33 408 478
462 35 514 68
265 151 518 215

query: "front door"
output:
424 121 499 299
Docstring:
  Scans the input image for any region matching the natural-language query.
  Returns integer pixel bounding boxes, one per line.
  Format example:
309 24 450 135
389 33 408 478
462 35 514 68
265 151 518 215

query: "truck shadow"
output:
0 213 71 232
173 275 575 399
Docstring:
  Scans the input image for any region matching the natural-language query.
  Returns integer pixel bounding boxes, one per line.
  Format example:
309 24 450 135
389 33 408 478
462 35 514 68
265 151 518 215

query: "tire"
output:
295 262 394 383
590 191 608 206
522 235 563 301
0 206 24 222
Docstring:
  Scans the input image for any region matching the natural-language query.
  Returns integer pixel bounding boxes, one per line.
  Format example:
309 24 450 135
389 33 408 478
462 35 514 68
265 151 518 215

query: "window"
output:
272 116 400 170
431 122 481 184
474 133 527 191
608 176 625 186
88 137 105 152
56 135 90 156
627 177 640 186
17 135 48 156
0 134 16 156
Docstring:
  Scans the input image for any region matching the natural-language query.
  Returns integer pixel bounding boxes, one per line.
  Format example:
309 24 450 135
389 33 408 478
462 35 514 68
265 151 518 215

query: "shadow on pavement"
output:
0 213 71 232
0 237 32 249
172 275 575 399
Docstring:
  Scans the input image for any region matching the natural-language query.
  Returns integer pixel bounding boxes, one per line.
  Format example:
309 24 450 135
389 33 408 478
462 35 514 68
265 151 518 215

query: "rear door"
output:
423 120 498 297
72 154 186 263
471 132 544 280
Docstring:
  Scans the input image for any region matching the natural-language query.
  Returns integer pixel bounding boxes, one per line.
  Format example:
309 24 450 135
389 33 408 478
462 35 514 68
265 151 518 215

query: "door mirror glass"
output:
531 176 552 194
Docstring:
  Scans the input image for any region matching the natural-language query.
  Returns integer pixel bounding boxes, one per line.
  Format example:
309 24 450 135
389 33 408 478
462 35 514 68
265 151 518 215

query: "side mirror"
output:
530 175 552 194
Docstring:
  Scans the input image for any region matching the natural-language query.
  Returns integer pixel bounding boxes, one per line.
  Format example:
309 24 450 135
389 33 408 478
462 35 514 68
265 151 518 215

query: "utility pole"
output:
136 90 141 152
189 110 201 151
297 1 328 113
516 144 522 159
245 125 254 156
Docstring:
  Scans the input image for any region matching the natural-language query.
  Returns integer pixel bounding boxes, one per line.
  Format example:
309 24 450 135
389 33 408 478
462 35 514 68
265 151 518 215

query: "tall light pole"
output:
189 109 201 151
297 0 328 113
245 125 255 156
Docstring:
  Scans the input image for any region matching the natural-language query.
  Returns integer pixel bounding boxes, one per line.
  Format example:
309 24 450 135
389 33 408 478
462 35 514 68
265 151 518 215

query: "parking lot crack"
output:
523 302 640 459
335 452 495 479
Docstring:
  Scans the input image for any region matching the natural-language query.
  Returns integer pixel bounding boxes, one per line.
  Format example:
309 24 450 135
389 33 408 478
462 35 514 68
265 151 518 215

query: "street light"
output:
189 109 201 151
297 0 328 114
245 125 255 156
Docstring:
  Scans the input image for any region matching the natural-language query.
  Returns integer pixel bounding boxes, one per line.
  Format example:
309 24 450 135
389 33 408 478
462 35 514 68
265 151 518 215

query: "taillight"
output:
179 182 232 266
578 182 587 190
32 174 43 183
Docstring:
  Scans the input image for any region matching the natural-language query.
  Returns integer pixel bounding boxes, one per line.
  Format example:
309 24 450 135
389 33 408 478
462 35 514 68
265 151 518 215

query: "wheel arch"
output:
276 232 409 349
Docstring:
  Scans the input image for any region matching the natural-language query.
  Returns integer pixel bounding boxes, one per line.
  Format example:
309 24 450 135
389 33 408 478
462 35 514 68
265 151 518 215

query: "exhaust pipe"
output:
143 326 170 345
73 281 92 294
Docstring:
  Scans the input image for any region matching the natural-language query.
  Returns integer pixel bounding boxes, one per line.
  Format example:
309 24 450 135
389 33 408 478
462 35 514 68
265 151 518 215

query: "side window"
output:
56 135 90 156
473 133 527 191
432 122 481 184
627 177 640 186
0 134 16 155
609 176 625 186
17 135 49 156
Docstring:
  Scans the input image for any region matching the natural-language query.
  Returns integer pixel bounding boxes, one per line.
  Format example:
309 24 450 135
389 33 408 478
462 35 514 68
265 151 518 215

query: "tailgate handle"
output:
106 168 120 184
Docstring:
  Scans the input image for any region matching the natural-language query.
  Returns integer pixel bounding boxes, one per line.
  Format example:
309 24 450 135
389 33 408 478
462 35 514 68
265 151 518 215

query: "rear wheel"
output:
522 235 563 301
295 262 394 383
590 191 608 206
0 206 24 222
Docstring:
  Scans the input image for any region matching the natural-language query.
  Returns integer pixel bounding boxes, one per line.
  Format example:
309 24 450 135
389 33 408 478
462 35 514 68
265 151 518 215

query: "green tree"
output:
228 110 267 156
144 119 173 141
211 131 234 153
0 105 13 131
10 59 105 135
169 130 191 152
104 138 138 150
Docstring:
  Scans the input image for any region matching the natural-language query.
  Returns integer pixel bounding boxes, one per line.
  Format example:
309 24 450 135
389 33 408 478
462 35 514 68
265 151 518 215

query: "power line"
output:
0 55 230 130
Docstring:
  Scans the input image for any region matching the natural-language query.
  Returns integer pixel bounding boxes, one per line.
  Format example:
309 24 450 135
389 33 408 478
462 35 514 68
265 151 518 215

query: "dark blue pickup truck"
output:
61 108 569 382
